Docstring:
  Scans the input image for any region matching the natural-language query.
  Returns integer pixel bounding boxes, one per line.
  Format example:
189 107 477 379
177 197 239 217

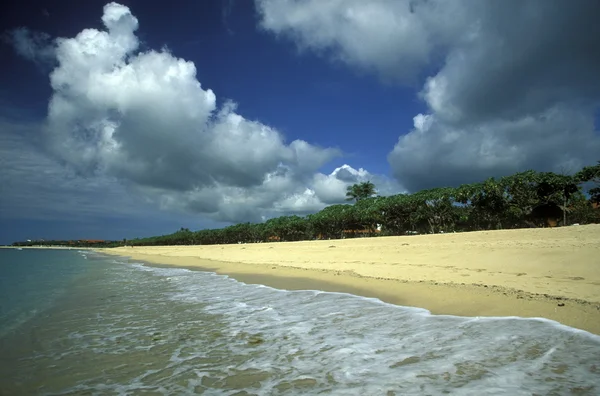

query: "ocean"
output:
0 249 599 395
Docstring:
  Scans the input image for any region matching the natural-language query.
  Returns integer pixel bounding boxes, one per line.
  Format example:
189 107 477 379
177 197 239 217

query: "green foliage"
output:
309 204 357 239
345 181 377 202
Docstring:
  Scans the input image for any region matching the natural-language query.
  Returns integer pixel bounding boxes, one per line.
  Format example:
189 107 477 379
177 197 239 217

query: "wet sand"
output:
98 224 600 334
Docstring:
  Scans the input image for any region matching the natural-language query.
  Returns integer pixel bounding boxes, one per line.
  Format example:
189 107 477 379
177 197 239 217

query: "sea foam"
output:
110 262 600 395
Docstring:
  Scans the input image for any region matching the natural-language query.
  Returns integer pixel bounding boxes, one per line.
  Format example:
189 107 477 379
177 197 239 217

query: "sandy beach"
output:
99 224 600 334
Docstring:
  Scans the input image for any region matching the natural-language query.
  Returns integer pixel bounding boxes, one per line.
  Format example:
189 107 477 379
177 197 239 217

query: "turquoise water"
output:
0 249 599 395
0 249 91 338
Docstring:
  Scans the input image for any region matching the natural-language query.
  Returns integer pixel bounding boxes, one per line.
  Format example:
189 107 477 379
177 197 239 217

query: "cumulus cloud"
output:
10 2 398 223
45 3 345 193
35 2 341 220
256 0 600 191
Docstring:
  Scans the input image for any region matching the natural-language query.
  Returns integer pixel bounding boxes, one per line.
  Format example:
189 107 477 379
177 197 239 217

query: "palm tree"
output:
346 181 377 202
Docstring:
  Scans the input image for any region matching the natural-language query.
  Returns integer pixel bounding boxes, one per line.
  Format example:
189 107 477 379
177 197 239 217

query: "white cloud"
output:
256 0 600 190
312 164 371 204
255 0 465 83
41 3 339 220
273 188 324 214
9 2 398 224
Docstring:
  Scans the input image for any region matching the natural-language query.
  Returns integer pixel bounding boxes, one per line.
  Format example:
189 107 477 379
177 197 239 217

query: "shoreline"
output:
97 224 600 335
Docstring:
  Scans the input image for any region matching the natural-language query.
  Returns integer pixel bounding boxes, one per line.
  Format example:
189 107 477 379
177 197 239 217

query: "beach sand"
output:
98 224 600 334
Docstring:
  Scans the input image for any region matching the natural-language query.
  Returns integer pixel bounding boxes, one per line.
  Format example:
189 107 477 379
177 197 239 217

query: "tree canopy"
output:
346 181 377 202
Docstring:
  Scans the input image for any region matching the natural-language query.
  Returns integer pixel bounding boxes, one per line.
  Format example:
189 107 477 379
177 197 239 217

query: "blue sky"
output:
1 0 599 244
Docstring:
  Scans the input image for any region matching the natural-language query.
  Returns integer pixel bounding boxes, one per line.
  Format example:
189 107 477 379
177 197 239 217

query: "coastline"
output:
98 224 599 334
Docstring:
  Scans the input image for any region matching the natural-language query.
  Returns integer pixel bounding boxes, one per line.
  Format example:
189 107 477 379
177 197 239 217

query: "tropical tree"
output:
345 181 377 202
377 194 416 234
411 187 460 233
308 204 357 239
455 178 509 230
501 171 541 227
353 197 385 235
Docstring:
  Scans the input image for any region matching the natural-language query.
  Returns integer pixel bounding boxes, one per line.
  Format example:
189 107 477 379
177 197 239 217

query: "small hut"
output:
531 203 564 227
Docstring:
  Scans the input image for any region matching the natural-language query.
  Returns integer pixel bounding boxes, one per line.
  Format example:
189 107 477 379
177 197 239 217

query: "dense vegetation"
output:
10 162 600 248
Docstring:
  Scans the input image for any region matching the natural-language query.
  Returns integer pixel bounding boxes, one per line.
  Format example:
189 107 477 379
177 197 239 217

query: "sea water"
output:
0 249 599 395
0 249 91 339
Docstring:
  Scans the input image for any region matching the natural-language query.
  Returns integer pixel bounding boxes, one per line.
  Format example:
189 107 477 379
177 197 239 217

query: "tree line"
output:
10 162 600 248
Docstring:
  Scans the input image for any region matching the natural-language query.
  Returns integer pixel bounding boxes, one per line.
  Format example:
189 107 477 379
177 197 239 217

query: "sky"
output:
1 0 599 244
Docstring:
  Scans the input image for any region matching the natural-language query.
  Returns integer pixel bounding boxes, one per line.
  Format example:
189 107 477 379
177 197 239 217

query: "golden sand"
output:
98 224 600 334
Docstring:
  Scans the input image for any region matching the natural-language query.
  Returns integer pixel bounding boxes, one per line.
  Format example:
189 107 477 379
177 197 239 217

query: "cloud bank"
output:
256 0 600 191
10 2 401 223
